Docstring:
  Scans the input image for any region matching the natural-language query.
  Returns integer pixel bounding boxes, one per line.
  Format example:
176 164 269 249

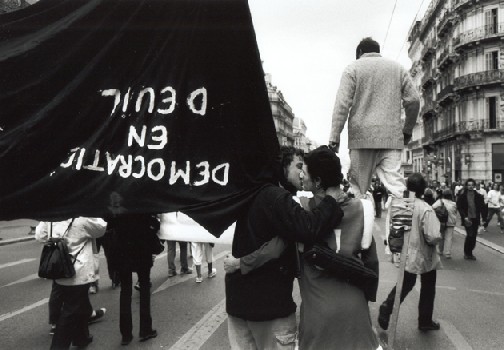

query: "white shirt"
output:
488 190 501 208
477 188 488 204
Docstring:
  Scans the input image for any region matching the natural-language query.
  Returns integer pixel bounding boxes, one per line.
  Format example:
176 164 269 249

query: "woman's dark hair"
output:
407 173 427 198
276 146 303 195
304 146 343 190
356 37 380 58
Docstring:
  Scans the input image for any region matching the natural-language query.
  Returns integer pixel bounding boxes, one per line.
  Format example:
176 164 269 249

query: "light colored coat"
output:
329 53 419 149
405 199 441 274
35 217 106 286
432 199 457 227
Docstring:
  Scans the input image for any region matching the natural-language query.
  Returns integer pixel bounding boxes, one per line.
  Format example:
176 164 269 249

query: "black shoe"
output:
139 329 157 342
88 308 106 324
464 255 476 260
168 271 177 278
121 335 133 345
377 304 390 330
418 321 440 331
72 335 93 347
180 268 193 274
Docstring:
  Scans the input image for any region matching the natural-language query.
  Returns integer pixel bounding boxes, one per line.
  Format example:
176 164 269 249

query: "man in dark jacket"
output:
456 178 487 260
225 146 344 349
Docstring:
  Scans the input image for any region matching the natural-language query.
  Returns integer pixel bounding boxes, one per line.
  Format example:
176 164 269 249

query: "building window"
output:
487 96 497 129
485 8 498 34
485 50 499 70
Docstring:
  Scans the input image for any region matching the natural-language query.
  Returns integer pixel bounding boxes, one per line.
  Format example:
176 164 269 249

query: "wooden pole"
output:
386 192 415 350
387 231 411 349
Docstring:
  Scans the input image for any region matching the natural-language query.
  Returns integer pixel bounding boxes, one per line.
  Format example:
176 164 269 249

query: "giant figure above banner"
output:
0 0 280 236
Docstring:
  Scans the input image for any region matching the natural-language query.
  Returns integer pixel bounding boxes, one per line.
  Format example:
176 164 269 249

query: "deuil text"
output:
59 86 230 186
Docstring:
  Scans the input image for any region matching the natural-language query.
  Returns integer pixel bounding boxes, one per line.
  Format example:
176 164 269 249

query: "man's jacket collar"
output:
359 53 381 59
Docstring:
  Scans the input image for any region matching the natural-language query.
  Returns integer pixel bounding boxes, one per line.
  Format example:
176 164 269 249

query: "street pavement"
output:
1 216 504 349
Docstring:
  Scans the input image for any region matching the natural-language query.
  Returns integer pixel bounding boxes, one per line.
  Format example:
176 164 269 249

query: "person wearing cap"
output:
432 189 458 259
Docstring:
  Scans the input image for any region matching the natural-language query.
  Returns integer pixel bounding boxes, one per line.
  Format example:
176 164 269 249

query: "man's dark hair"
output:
304 146 343 189
277 146 303 194
356 37 380 59
407 173 427 198
465 178 476 187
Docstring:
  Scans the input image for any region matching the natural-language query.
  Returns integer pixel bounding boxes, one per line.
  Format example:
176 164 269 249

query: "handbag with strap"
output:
38 219 84 279
302 242 378 294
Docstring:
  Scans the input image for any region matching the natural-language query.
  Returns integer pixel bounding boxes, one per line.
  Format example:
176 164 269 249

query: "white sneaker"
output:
195 277 203 283
208 268 217 278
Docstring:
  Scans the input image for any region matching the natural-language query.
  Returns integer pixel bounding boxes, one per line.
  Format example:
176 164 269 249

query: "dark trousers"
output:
374 199 382 218
49 280 64 324
485 207 502 229
381 269 437 326
119 265 153 337
464 220 479 256
167 241 188 273
50 283 92 350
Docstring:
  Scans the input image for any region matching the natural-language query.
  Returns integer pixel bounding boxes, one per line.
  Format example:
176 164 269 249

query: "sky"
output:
248 0 431 168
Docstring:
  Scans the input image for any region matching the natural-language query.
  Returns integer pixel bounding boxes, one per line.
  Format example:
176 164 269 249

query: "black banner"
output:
0 0 279 236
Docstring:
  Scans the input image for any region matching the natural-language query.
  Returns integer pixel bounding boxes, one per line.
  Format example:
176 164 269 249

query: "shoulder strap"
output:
61 219 75 238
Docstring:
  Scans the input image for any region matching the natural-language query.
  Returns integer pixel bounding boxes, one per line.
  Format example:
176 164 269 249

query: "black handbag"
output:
303 242 378 291
38 219 83 279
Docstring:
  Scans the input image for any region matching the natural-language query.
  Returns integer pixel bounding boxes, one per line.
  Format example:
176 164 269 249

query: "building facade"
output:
408 0 504 185
265 73 314 151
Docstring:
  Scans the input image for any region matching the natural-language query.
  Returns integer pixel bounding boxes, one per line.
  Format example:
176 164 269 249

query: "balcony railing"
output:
437 84 456 104
421 71 436 89
454 69 504 91
458 119 504 132
453 0 471 9
427 120 504 142
421 100 436 117
437 10 456 37
437 48 458 70
421 38 436 61
455 23 504 49
408 139 420 149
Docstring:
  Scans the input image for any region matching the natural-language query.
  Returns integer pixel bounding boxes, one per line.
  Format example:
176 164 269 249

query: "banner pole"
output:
387 230 410 349
387 191 415 350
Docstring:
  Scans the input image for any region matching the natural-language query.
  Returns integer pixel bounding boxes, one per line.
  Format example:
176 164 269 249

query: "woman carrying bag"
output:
36 217 107 349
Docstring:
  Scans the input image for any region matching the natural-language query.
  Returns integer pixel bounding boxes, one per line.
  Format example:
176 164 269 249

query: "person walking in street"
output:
423 188 436 206
166 240 192 277
484 183 500 233
192 242 216 283
224 146 344 350
328 37 419 200
476 182 488 233
432 189 457 259
378 173 442 332
36 218 107 349
105 213 162 345
456 179 488 260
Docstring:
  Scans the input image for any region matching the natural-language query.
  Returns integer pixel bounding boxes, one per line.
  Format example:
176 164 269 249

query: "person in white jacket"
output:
485 183 502 233
36 217 106 349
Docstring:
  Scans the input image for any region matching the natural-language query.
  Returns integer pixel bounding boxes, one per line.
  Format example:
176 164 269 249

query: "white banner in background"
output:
158 212 234 244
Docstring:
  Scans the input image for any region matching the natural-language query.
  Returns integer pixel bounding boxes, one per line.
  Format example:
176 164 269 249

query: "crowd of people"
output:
35 213 215 349
29 36 500 350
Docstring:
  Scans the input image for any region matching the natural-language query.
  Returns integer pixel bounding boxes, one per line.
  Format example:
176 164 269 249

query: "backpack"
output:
434 200 449 224
38 220 82 279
